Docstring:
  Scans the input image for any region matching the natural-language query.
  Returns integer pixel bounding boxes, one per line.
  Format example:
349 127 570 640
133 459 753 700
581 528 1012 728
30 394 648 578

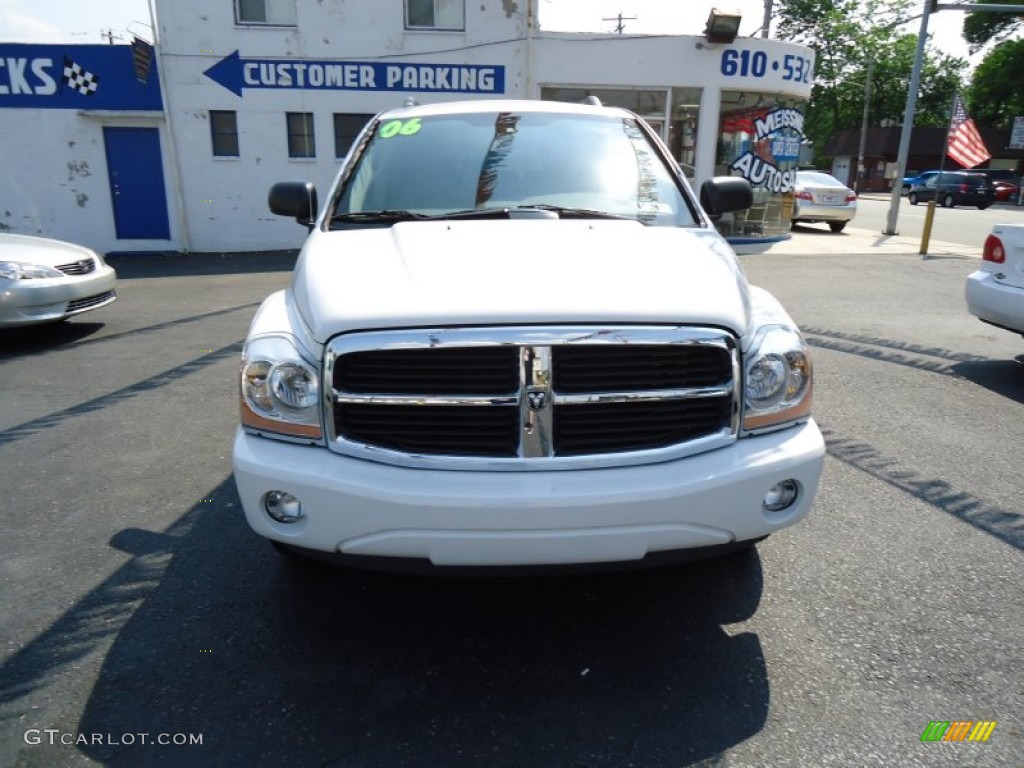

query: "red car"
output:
993 180 1019 203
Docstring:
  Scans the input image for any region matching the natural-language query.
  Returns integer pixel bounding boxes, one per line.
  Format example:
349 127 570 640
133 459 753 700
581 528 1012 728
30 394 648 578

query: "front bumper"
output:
966 270 1024 335
233 419 825 568
0 265 117 327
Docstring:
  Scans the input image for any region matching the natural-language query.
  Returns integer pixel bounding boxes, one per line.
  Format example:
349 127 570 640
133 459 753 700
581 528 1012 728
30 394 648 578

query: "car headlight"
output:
743 325 813 431
240 336 322 441
0 261 65 280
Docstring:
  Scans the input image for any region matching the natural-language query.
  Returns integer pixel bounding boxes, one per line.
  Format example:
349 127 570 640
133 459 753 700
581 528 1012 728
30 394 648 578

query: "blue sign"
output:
0 44 162 110
204 51 505 97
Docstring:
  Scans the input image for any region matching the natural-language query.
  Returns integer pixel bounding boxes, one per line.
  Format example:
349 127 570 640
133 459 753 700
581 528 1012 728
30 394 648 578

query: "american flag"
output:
946 94 990 168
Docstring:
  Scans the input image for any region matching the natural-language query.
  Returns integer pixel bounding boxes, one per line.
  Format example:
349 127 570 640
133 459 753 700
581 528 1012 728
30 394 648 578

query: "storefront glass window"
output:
541 87 700 178
716 91 806 239
669 88 701 179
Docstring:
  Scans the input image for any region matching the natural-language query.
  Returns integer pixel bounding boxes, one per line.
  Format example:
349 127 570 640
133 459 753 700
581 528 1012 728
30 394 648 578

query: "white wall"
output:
0 110 180 254
155 0 529 251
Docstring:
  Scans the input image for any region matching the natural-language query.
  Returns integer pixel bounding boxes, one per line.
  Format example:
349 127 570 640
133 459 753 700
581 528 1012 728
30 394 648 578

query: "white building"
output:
0 1 815 254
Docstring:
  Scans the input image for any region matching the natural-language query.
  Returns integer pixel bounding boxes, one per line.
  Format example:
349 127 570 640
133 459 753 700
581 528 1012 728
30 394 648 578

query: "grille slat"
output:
553 345 731 391
56 259 96 276
66 291 116 313
338 404 519 457
553 399 730 456
337 347 519 394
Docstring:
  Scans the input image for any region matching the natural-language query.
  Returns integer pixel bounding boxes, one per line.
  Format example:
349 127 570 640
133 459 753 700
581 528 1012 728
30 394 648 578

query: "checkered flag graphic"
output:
63 57 100 96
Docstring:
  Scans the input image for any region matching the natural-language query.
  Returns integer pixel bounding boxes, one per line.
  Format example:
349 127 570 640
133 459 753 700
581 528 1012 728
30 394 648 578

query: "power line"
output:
602 13 637 34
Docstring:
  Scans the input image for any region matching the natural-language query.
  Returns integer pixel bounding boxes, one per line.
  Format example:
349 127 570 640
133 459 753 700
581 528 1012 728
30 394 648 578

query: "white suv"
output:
232 99 825 570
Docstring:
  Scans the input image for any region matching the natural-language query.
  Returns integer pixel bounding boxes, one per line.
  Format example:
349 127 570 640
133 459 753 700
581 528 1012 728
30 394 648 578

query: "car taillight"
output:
983 234 1005 264
795 190 813 201
845 193 857 203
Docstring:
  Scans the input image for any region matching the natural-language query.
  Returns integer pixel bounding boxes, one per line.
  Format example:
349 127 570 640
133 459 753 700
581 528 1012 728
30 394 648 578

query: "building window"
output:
406 0 464 30
287 112 315 158
236 0 296 25
334 113 373 159
209 110 239 157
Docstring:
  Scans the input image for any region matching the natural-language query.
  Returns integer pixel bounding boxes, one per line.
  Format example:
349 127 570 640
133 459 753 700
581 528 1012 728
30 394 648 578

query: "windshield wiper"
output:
330 210 430 226
423 205 637 221
520 204 637 221
331 205 638 226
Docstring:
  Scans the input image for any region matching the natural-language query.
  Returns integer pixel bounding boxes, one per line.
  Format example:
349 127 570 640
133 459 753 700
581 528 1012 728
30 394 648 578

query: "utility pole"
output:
883 1 932 236
762 0 773 38
856 58 873 195
602 13 636 34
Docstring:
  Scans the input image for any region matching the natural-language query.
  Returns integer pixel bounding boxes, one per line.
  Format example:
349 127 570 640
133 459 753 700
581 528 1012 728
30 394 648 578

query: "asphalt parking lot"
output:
1 233 1021 767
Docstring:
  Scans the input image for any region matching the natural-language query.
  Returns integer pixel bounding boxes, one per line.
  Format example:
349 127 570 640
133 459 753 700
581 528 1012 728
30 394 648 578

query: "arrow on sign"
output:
203 50 244 96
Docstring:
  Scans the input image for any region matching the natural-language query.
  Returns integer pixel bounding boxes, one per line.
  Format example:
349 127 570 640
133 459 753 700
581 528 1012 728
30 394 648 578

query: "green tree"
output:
967 39 1024 126
774 0 966 165
962 0 1024 53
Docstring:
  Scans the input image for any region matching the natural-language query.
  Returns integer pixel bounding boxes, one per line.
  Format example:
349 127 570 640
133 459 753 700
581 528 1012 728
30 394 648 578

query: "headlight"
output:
240 336 322 440
743 325 812 431
0 261 65 280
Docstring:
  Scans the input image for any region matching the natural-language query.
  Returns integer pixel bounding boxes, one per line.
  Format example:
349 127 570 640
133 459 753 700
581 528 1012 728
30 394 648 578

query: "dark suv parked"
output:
907 171 995 209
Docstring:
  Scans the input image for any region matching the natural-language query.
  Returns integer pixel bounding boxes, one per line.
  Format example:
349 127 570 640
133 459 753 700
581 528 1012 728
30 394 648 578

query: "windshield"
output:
332 111 697 227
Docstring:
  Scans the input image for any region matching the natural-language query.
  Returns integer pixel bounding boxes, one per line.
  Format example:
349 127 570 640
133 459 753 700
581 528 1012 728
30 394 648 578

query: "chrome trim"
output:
519 345 553 458
556 386 731 405
334 394 518 407
324 325 739 471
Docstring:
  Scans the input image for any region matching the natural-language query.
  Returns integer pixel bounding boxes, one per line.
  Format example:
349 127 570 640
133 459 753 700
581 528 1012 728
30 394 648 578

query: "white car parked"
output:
0 233 117 328
791 170 857 233
232 99 825 571
966 224 1024 339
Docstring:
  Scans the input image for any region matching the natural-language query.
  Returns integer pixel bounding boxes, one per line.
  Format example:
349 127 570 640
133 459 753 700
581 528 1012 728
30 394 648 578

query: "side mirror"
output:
700 176 753 217
269 182 318 227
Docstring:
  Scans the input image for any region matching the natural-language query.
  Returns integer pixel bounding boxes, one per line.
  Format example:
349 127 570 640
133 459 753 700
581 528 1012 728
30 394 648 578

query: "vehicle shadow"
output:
949 357 1024 405
0 321 105 354
106 250 298 279
5 478 770 767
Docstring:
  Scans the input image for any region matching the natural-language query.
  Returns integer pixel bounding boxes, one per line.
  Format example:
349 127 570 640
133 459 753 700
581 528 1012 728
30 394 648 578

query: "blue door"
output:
103 127 171 240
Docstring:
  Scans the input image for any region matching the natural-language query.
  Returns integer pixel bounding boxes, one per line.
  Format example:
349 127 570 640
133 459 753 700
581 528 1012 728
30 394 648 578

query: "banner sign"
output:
1009 116 1024 150
204 51 505 97
0 44 162 110
724 106 804 193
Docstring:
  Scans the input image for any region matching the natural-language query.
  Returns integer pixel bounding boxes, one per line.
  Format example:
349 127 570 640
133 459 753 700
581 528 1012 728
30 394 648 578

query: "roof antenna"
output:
403 96 419 108
582 95 602 107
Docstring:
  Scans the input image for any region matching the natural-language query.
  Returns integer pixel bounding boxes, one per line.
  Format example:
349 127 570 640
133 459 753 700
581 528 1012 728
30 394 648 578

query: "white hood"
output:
292 220 751 342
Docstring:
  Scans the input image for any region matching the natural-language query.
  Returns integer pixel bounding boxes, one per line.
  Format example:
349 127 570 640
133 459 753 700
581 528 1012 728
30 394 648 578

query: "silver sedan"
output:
0 233 117 328
791 171 857 233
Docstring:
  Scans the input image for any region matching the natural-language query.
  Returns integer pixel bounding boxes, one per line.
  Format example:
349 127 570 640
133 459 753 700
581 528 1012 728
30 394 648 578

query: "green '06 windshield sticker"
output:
379 118 422 138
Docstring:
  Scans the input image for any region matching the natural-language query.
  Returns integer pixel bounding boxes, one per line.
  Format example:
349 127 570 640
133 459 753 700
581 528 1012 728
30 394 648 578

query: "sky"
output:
0 0 989 65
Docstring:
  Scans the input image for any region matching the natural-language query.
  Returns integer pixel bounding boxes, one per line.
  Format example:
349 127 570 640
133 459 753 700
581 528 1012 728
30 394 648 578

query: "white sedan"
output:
0 233 117 328
791 170 857 233
966 224 1024 339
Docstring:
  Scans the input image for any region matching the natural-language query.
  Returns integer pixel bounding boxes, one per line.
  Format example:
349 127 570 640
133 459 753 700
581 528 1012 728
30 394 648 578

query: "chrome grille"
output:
56 258 96 276
66 290 116 313
326 327 739 470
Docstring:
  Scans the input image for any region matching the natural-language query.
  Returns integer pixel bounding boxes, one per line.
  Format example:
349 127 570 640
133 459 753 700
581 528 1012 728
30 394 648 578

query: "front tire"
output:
908 192 919 205
943 194 955 208
828 221 847 233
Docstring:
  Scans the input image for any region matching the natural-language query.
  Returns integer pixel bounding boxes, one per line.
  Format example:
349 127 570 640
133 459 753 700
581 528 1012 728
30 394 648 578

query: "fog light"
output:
763 480 799 512
264 491 304 523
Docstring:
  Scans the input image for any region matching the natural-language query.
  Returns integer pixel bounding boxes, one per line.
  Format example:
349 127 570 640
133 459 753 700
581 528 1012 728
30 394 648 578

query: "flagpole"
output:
920 93 957 254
